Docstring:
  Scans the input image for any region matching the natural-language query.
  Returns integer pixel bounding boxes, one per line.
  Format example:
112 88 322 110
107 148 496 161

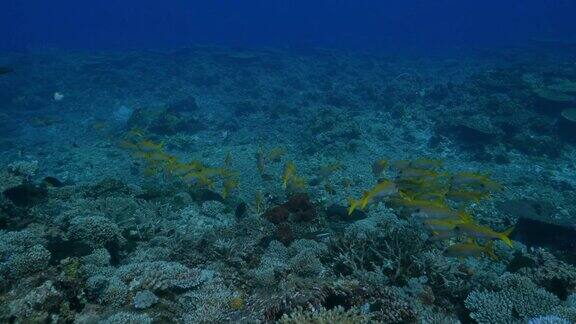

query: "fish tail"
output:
359 192 371 209
457 211 473 223
499 226 515 247
347 198 359 215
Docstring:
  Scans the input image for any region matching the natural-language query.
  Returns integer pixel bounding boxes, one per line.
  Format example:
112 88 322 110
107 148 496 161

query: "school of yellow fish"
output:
120 129 239 198
120 129 512 261
348 158 513 259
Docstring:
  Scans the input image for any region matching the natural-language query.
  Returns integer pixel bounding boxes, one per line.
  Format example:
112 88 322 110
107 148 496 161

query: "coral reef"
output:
0 46 575 322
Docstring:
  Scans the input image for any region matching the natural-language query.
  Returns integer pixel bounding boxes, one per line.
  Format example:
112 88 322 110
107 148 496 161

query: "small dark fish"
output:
235 202 248 219
0 67 12 75
309 177 322 186
43 176 65 188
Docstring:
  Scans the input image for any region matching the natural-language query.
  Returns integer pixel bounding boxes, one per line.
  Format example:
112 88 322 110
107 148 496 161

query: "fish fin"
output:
457 211 474 223
500 226 515 247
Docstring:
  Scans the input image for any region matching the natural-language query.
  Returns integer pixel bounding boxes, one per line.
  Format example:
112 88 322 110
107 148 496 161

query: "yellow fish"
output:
429 229 460 241
423 213 470 231
137 140 164 153
256 146 266 176
457 222 514 247
222 177 239 199
254 190 264 214
268 147 286 162
348 191 370 215
347 180 397 215
397 168 439 181
286 175 307 193
282 162 296 188
446 190 489 203
396 196 460 220
360 180 397 208
444 241 497 260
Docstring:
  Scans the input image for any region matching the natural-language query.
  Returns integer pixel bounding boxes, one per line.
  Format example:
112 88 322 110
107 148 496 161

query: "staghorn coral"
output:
179 280 237 323
117 261 210 292
247 276 329 322
414 250 472 301
329 222 427 284
86 261 214 309
278 306 371 324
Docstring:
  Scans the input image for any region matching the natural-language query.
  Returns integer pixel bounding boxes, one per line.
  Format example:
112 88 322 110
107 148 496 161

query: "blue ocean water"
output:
1 1 576 323
2 1 576 50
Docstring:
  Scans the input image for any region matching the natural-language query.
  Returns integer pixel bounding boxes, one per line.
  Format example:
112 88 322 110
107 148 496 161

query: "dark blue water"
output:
2 0 576 51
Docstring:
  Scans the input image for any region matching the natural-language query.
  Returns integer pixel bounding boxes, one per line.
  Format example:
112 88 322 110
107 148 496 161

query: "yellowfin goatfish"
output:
444 241 497 260
456 222 514 247
282 161 296 188
348 180 397 215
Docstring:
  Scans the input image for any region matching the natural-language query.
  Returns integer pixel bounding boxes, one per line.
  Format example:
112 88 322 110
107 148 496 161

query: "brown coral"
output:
285 193 316 222
275 223 294 245
264 206 290 225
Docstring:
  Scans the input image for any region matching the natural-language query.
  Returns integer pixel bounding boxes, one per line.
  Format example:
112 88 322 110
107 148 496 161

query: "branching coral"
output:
279 306 371 324
329 224 427 284
179 280 238 323
465 273 575 323
414 250 472 301
117 261 209 292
